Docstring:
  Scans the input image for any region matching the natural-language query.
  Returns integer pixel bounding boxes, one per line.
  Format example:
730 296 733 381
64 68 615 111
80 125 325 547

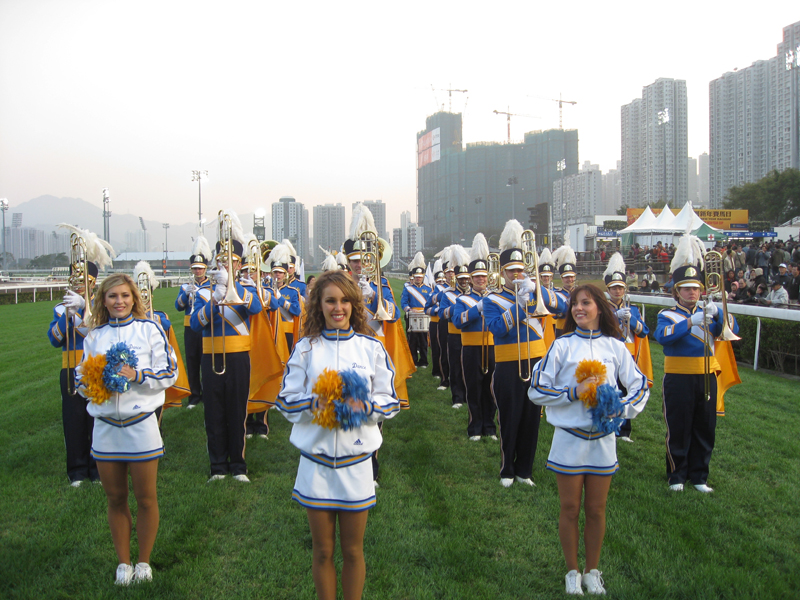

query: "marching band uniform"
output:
552 245 577 337
425 270 448 385
276 327 401 510
48 276 98 485
175 246 211 408
484 229 567 485
451 250 497 439
191 238 263 479
441 258 471 408
655 263 739 491
400 263 432 368
433 264 455 389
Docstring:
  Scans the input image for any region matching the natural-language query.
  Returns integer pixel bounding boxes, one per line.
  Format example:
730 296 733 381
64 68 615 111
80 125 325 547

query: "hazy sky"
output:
1 1 798 237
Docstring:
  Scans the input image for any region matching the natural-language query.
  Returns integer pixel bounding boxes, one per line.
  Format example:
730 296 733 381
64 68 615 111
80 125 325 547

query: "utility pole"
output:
0 198 8 271
102 188 111 243
192 170 208 231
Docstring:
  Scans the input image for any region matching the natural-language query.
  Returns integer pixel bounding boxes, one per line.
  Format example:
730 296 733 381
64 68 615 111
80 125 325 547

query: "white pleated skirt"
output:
91 412 164 462
546 427 619 476
292 454 376 512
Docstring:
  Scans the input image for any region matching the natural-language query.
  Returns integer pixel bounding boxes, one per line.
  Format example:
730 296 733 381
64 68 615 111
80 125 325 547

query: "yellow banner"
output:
626 208 748 230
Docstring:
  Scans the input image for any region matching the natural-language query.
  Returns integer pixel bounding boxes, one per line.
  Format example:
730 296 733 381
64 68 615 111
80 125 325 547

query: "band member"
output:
283 239 307 299
451 233 498 440
401 252 432 368
484 220 566 488
538 248 559 346
529 284 649 596
552 242 577 337
265 243 302 358
276 270 400 600
424 260 446 384
439 246 471 409
654 234 740 493
48 224 114 487
190 211 263 483
175 234 212 409
603 252 653 443
430 253 456 391
134 261 190 423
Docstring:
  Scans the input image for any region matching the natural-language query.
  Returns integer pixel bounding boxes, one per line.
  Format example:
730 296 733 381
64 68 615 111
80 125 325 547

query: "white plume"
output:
349 202 376 240
133 261 159 289
670 224 705 273
321 253 338 272
433 258 443 274
603 252 626 279
499 219 524 251
439 246 454 268
552 244 576 268
192 234 212 261
451 244 470 268
267 243 292 268
224 210 245 244
57 224 115 271
470 233 489 261
282 238 298 258
539 247 553 266
336 251 348 269
409 252 426 271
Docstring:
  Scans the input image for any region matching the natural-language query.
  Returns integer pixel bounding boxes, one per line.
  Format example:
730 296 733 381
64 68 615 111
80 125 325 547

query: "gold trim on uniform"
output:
461 331 494 346
494 340 546 362
664 355 720 374
202 337 252 354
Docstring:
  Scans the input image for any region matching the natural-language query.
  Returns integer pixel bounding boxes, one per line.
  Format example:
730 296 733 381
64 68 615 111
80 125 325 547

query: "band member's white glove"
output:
213 284 227 304
690 311 712 326
273 286 282 299
63 290 86 311
477 299 484 313
516 290 531 307
705 302 719 318
359 278 375 299
615 307 631 320
185 282 198 295
212 268 228 286
517 276 536 296
240 274 255 287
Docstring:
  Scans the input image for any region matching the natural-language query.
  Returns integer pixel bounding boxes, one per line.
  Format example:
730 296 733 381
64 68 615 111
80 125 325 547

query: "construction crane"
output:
493 108 540 144
432 84 468 113
552 93 577 129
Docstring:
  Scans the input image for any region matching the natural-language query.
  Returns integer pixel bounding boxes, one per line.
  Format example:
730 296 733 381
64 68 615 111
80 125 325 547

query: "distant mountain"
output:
9 195 256 254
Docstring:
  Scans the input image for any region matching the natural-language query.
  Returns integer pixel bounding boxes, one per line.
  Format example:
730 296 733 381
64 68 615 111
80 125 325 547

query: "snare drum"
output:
408 312 431 332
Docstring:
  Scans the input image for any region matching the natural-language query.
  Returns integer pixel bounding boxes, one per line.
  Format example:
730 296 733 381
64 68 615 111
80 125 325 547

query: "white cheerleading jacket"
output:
528 327 649 436
276 327 400 468
78 314 178 423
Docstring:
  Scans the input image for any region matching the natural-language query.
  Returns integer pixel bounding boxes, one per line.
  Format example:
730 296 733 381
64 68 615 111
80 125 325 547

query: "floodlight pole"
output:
192 170 208 232
0 198 8 271
102 188 111 243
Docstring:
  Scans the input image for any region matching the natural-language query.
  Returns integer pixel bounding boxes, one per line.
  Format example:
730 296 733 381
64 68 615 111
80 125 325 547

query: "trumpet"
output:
359 230 392 321
514 230 550 382
66 233 92 395
210 211 245 375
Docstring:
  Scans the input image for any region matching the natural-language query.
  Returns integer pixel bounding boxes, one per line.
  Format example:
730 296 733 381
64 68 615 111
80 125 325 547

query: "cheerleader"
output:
276 271 400 600
529 284 649 595
77 273 177 585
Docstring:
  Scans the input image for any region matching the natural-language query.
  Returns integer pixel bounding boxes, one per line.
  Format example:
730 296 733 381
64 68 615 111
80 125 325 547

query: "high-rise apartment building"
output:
601 161 622 214
687 157 698 205
312 203 346 266
271 196 310 264
709 21 800 208
698 152 710 207
553 163 603 243
417 111 579 250
621 78 689 207
357 200 387 241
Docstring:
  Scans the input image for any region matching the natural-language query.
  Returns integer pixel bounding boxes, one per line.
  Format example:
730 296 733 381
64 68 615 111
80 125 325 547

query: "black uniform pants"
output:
448 331 465 406
437 319 450 386
429 321 441 378
408 331 428 367
663 373 717 485
202 351 250 476
463 345 496 437
492 359 542 480
60 369 98 483
184 326 203 405
246 411 269 436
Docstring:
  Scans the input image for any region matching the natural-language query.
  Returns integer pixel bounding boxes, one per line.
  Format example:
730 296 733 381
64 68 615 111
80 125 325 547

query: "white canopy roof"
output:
620 202 720 234
651 205 677 231
671 202 709 231
619 206 658 233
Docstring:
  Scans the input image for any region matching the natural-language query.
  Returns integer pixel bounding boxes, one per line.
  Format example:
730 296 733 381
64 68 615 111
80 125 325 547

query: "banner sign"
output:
417 128 441 168
726 231 777 238
626 208 748 229
596 229 620 237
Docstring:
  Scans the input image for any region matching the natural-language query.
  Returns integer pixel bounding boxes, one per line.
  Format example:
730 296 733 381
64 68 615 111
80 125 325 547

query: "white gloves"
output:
359 278 375 300
516 290 531 307
273 287 282 300
212 269 228 286
63 290 86 311
690 311 712 326
477 299 484 313
240 274 255 287
213 284 227 304
184 282 198 295
705 302 719 318
516 276 536 296
616 307 631 320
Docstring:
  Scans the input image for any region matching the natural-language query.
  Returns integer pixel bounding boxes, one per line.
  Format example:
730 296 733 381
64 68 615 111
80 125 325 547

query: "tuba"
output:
66 233 92 395
359 231 392 321
210 211 245 375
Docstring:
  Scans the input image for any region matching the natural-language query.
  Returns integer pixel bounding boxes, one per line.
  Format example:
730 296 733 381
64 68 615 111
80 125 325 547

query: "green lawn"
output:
0 283 798 599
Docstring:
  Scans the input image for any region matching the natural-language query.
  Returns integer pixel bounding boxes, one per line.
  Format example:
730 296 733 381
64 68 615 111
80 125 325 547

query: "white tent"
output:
651 204 677 231
618 206 658 233
619 202 721 250
671 202 709 231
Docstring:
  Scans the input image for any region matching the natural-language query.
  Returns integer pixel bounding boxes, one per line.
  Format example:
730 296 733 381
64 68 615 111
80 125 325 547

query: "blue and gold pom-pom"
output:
589 383 626 434
575 359 607 408
312 368 342 429
103 342 139 394
311 368 371 431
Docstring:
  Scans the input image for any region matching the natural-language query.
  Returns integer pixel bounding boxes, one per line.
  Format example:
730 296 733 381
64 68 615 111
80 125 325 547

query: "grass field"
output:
1 282 799 599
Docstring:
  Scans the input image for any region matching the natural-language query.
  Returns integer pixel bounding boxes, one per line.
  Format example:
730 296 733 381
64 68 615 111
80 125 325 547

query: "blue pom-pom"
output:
590 383 626 435
339 369 370 403
103 342 139 394
336 369 371 431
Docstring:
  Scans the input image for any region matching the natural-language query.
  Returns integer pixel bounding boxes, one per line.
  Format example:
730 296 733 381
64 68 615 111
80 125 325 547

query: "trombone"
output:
359 230 392 321
621 292 631 342
210 211 245 375
66 233 92 395
516 230 550 382
137 272 154 322
702 251 740 401
482 253 502 374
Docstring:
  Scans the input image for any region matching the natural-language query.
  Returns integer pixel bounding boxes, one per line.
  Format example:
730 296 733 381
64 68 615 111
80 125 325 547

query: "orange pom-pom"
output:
312 369 343 429
575 359 607 408
78 354 112 405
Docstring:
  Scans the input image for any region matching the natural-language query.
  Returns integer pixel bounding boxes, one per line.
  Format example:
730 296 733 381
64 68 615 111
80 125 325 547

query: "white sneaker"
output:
115 563 134 586
617 436 634 443
245 434 253 439
668 483 684 492
436 386 447 391
207 474 226 483
500 478 514 488
70 480 83 488
134 562 152 583
469 435 481 441
515 476 536 486
582 569 605 595
421 365 428 369
452 403 463 409
186 404 196 410
694 483 714 493
233 474 250 483
259 434 269 439
565 570 583 595
488 435 498 441
373 480 380 488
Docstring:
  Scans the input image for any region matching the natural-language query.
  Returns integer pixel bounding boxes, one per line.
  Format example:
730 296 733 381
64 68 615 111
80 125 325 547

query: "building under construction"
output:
417 111 579 250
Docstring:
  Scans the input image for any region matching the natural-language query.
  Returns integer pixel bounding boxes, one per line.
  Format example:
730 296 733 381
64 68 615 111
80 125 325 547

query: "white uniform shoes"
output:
582 569 606 595
565 570 583 595
115 564 134 586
